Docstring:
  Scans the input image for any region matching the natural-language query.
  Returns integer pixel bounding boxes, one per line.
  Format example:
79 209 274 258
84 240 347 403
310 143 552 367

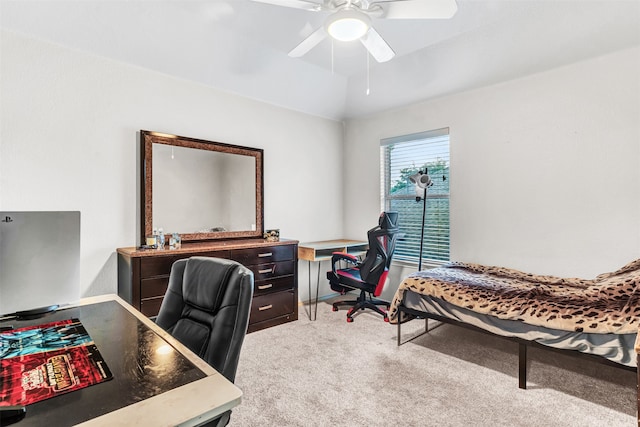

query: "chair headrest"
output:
379 211 398 229
182 257 245 310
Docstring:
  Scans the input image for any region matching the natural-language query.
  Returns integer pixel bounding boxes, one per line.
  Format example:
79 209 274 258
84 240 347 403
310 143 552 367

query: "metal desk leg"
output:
307 260 321 321
308 261 322 320
314 262 320 321
307 260 312 320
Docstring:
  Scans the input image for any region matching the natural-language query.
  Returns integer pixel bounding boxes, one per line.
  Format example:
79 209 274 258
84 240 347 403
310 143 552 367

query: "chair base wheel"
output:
331 292 390 323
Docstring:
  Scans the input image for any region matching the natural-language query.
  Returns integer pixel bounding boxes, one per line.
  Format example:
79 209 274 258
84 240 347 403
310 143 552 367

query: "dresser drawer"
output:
140 255 182 278
254 276 294 296
249 290 295 325
247 260 295 282
140 251 229 278
232 245 294 265
141 296 164 317
141 277 169 299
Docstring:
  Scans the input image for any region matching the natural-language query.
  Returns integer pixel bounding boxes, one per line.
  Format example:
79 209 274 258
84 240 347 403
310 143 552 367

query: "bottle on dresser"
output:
157 227 165 250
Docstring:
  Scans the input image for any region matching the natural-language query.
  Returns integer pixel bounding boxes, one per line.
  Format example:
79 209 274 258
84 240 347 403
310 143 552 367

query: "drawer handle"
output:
258 268 274 274
258 284 273 290
258 304 273 311
258 252 273 258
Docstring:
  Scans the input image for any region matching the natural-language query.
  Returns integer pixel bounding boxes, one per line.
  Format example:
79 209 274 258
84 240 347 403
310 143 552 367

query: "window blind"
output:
380 129 450 264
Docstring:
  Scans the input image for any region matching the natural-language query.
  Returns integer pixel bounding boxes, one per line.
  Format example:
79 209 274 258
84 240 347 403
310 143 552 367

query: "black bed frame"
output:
396 304 637 391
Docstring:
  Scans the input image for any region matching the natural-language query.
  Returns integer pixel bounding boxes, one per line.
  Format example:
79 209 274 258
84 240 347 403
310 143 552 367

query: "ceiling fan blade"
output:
250 0 322 11
288 27 327 58
373 0 458 19
359 27 395 63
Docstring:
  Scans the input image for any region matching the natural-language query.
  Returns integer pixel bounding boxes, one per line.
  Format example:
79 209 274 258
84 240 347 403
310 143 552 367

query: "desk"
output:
0 294 242 426
298 240 368 320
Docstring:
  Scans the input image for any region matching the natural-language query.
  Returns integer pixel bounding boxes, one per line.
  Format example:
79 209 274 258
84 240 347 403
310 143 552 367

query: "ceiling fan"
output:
251 0 458 63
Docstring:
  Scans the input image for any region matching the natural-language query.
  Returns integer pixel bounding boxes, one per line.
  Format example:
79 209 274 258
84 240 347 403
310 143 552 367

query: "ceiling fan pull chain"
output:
366 50 370 95
331 38 334 74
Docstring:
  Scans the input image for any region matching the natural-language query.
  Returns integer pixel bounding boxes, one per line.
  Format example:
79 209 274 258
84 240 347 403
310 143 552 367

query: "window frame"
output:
380 128 450 267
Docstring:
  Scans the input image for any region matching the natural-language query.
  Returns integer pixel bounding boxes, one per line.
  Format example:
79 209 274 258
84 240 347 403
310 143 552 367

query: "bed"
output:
388 259 640 393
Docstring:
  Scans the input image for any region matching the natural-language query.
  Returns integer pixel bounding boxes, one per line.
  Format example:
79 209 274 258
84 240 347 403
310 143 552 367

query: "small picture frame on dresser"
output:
264 229 280 242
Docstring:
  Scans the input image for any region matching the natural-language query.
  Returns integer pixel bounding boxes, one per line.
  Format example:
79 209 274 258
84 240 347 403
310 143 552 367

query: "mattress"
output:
388 259 640 334
401 290 637 367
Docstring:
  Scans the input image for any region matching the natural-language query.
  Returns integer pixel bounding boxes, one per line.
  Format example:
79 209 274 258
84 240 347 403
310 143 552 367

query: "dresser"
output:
117 238 298 333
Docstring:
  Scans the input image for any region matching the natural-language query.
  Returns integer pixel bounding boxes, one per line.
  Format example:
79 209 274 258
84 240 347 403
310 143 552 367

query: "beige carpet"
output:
230 298 636 426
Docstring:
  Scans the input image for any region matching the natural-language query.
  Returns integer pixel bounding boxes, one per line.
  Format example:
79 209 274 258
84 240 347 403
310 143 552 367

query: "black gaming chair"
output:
156 256 254 426
327 211 400 322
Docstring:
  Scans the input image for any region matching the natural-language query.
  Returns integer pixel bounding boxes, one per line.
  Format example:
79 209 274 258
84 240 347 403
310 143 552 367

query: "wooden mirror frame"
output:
140 130 264 243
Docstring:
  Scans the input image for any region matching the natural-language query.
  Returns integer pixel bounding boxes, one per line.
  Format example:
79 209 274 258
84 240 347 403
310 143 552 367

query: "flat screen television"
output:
0 211 80 315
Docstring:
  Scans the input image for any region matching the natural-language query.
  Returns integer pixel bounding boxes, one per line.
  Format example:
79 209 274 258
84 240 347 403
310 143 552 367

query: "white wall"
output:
0 30 344 301
344 46 640 300
3 30 639 307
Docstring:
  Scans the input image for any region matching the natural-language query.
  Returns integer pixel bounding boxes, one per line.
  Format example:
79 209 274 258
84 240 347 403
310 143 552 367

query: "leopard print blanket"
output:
388 259 640 334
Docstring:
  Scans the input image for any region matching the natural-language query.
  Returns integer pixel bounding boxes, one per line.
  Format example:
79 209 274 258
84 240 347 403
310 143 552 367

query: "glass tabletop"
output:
0 299 207 426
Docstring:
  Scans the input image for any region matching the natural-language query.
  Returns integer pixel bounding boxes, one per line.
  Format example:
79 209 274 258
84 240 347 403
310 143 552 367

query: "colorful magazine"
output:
1 318 93 360
0 319 113 407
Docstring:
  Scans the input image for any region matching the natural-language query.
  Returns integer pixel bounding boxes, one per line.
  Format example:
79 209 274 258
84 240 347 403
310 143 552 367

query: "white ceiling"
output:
1 0 639 120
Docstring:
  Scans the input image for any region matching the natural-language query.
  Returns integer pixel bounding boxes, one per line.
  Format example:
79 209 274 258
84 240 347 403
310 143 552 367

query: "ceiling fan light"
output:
325 9 371 42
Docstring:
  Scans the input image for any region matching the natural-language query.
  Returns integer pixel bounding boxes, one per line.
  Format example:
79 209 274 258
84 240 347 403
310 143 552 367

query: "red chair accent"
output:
326 212 400 322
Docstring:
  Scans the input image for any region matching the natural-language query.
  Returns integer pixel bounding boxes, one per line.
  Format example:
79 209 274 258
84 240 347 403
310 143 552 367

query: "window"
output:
380 128 450 265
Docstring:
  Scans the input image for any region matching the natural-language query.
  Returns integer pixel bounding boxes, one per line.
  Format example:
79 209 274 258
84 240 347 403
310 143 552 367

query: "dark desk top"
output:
0 296 241 426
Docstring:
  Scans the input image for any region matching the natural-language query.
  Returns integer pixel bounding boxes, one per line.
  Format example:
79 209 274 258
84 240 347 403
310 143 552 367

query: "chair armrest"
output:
330 252 359 274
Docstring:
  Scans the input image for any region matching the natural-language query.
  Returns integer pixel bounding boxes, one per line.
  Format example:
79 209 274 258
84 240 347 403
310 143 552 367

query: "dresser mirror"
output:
141 130 264 243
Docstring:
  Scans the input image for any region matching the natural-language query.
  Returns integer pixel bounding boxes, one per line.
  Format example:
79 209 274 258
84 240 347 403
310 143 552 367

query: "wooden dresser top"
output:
117 238 298 258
